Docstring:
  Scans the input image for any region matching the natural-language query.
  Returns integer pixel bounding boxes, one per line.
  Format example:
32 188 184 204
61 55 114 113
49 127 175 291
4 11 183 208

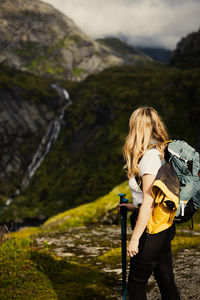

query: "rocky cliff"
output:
0 0 152 81
170 28 200 68
0 63 67 198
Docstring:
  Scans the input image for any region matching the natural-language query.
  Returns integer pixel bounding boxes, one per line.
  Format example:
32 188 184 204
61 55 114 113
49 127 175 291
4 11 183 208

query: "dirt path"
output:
34 225 200 299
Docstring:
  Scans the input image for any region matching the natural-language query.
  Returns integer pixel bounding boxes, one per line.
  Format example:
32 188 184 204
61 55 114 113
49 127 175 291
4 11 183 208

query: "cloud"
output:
42 0 200 49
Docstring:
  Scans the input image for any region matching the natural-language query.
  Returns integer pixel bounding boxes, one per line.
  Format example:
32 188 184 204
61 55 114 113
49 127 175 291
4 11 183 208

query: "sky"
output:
43 0 200 50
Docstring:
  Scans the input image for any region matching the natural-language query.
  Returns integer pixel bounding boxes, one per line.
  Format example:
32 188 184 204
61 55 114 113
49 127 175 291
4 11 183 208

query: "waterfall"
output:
5 85 72 206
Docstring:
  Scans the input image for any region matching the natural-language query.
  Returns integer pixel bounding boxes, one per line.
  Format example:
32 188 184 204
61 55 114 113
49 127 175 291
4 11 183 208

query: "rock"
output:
99 207 120 225
0 0 152 81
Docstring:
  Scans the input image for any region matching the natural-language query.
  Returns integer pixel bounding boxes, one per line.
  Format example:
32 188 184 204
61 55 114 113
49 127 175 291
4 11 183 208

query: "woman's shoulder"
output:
141 148 161 160
139 148 162 176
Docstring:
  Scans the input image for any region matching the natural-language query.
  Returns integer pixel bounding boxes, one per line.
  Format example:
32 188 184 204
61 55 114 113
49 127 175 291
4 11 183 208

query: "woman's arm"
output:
127 173 155 257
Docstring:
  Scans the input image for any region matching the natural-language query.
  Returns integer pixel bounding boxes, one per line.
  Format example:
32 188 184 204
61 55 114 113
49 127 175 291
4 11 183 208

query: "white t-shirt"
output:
129 148 163 207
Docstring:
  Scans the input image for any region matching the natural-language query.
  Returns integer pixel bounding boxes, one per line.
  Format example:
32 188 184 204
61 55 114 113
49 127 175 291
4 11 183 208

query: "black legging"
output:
128 224 181 300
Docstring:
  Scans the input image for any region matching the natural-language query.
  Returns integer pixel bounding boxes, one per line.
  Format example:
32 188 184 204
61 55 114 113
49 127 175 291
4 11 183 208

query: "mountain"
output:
100 35 172 63
1 63 200 223
0 0 152 81
97 37 153 64
137 47 172 63
170 28 200 68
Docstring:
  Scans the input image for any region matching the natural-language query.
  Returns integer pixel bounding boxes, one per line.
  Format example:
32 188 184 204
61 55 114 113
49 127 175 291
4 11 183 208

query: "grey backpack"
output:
166 140 200 226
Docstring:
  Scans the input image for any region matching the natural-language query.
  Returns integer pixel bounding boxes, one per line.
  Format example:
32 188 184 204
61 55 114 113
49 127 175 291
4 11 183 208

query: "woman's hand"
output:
118 202 135 212
127 237 139 257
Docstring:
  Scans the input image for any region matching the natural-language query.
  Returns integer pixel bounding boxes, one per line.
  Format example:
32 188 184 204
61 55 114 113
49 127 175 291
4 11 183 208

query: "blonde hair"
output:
123 107 168 178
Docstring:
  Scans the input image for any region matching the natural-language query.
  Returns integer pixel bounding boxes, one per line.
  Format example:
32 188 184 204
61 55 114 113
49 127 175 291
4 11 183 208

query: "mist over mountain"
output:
43 0 200 51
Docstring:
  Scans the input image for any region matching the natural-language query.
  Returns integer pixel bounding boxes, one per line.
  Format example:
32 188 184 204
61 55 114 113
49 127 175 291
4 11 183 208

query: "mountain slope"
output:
0 63 75 199
0 0 152 81
170 28 200 68
97 37 171 64
97 37 153 64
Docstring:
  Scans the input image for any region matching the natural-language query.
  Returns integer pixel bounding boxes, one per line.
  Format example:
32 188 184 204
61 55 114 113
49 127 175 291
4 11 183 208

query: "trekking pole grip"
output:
118 193 129 216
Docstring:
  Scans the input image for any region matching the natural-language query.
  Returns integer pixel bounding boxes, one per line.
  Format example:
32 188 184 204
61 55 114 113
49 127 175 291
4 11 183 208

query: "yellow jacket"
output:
147 162 180 234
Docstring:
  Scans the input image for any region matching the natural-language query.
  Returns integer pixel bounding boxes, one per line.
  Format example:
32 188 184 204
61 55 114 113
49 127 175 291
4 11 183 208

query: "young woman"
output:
120 107 181 300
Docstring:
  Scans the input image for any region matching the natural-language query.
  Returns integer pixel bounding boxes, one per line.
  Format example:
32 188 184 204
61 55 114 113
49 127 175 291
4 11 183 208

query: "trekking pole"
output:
118 193 128 300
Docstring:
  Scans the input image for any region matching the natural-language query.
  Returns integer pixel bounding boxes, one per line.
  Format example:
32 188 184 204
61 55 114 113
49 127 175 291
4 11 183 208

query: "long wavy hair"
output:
123 107 168 178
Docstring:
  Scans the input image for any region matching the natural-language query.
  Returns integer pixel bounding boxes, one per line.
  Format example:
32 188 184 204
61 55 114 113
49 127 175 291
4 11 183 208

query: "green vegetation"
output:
15 32 85 78
2 63 200 222
14 40 65 76
27 44 65 77
15 41 42 59
0 63 63 103
172 232 200 255
15 35 69 77
73 67 87 77
98 247 121 267
70 34 84 45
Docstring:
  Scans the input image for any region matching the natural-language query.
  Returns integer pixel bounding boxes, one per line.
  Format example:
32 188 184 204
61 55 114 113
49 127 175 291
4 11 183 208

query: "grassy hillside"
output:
42 180 131 231
3 64 200 222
